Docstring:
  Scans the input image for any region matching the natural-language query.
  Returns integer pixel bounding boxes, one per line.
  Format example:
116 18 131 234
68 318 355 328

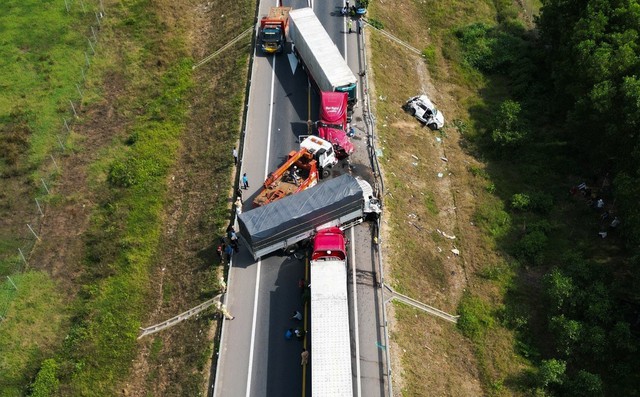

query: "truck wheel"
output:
427 123 438 130
410 108 416 116
283 244 297 255
321 169 330 179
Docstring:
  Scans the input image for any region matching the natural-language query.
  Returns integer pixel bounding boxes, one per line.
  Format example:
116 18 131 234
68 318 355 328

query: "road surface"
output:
212 1 387 396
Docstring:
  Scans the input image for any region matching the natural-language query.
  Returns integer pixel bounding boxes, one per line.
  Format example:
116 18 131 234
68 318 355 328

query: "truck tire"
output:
410 108 416 116
321 168 330 179
283 243 299 255
427 123 438 130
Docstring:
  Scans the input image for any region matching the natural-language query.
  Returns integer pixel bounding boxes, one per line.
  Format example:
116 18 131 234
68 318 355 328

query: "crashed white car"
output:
403 95 445 130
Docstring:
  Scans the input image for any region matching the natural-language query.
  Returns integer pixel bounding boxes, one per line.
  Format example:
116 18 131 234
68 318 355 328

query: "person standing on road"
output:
235 197 243 216
301 348 309 366
232 147 238 165
224 243 234 263
242 173 249 189
348 19 353 34
357 18 363 34
216 300 235 320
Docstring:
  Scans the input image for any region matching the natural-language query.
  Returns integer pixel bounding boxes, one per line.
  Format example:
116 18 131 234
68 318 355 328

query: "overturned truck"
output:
238 174 380 260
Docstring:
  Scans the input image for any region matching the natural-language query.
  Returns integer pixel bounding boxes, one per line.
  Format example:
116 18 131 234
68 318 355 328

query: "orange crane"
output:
253 136 338 207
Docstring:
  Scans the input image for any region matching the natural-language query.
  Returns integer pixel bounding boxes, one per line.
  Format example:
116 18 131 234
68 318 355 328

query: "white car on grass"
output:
403 94 445 130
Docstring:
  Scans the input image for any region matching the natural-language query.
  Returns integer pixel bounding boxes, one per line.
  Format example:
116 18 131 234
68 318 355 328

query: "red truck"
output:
258 7 291 54
317 91 354 159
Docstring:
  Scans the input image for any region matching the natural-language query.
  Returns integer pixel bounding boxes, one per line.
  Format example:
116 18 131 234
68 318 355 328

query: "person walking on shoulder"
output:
232 147 238 165
242 173 249 189
348 19 353 34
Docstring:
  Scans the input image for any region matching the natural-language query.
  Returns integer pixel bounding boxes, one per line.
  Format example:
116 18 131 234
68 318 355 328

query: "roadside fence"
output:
0 0 106 323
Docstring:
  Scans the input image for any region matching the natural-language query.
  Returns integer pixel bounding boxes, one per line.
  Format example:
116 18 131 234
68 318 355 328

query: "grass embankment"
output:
50 4 194 394
368 0 538 395
1 0 201 395
0 0 95 285
0 1 100 394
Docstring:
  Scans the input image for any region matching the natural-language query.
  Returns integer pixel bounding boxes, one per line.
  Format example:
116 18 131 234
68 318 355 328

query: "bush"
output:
30 359 59 397
529 192 554 214
514 230 548 264
107 160 137 188
367 18 384 30
457 293 494 340
511 193 530 210
537 358 566 388
491 100 528 150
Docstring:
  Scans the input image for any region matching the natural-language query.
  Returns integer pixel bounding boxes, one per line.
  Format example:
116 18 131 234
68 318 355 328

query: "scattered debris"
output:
451 248 460 256
412 162 418 166
437 172 444 178
435 137 442 143
436 229 456 240
437 247 442 252
440 157 448 162
411 154 419 160
408 213 417 219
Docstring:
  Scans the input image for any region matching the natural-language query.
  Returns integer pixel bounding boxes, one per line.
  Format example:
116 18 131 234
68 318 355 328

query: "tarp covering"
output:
238 174 363 255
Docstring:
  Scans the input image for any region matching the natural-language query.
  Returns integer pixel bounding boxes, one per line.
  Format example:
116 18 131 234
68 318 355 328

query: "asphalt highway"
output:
212 1 387 396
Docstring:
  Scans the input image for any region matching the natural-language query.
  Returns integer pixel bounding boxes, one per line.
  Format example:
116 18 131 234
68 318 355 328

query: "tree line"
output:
455 0 640 395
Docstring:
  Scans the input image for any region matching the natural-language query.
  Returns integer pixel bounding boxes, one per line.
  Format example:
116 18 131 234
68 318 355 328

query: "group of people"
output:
285 308 309 366
570 179 621 239
283 279 313 367
217 225 240 264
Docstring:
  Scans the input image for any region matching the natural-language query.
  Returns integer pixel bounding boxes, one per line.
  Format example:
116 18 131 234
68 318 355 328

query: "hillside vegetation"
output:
369 0 639 395
0 0 252 395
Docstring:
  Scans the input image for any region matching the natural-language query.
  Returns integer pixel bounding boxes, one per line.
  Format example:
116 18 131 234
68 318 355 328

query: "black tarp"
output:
238 174 363 255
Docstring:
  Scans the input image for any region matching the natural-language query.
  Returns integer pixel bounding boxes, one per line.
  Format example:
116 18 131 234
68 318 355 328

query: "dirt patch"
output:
27 62 129 298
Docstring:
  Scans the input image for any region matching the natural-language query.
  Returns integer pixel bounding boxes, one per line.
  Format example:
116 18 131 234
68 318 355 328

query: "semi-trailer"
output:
289 7 358 108
238 174 380 259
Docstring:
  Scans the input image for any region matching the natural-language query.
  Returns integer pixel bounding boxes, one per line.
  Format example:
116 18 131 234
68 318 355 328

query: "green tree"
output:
543 268 575 313
537 358 566 388
549 315 582 356
491 100 528 150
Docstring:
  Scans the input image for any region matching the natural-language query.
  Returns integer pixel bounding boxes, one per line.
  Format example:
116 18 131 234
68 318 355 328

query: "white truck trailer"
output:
237 174 379 259
289 7 358 107
310 227 354 397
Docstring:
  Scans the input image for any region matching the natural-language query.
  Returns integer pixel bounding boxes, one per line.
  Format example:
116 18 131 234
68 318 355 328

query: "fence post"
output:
69 100 78 118
27 224 41 241
35 198 44 217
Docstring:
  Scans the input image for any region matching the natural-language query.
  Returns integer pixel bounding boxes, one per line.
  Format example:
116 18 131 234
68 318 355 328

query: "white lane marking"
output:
245 54 276 397
244 259 262 397
350 227 362 397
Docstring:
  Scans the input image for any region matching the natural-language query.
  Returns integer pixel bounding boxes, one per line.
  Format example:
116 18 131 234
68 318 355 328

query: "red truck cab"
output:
312 227 347 261
318 91 355 159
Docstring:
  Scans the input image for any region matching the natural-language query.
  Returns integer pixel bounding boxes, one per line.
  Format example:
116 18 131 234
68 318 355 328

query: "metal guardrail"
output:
363 20 421 55
192 27 253 70
384 285 459 323
138 294 223 339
